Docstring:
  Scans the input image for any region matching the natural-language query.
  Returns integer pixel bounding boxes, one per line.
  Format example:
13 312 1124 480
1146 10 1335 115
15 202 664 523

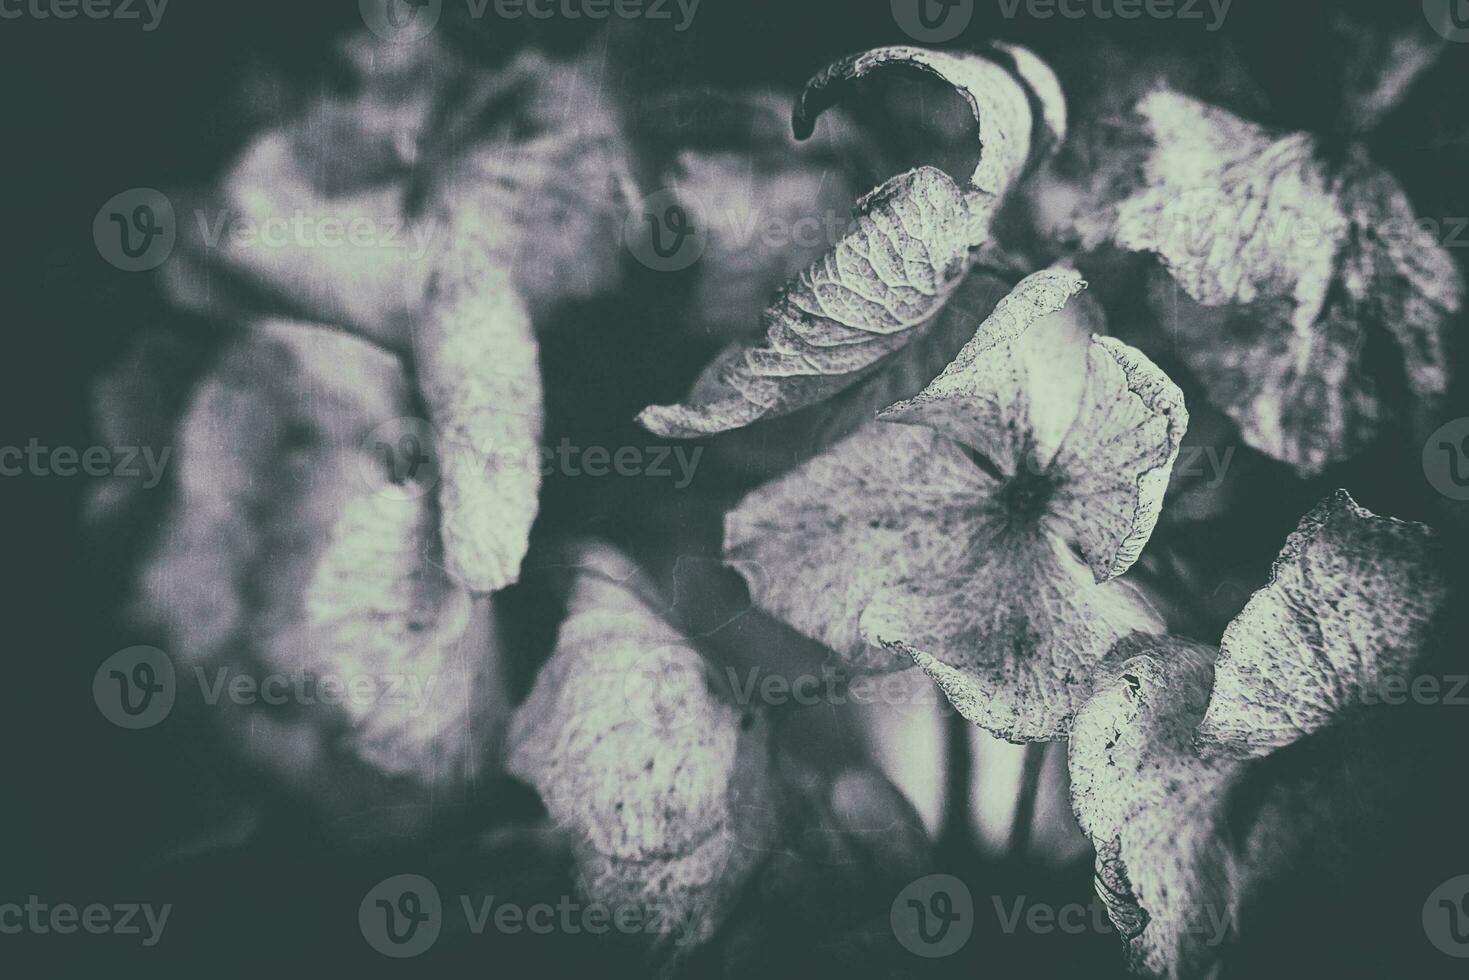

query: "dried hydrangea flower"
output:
1094 90 1463 475
725 268 1188 741
1068 491 1449 978
506 545 778 953
162 31 636 593
135 321 504 838
639 44 1064 438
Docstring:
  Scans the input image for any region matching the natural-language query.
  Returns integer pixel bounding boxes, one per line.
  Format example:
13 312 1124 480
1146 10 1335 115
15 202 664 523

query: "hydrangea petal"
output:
639 45 1054 438
877 267 1088 474
1048 337 1188 582
1196 491 1447 759
1068 634 1241 980
724 424 993 670
506 545 777 951
863 530 1162 742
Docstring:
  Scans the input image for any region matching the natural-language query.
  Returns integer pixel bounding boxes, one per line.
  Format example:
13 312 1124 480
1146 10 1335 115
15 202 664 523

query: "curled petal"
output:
794 45 1038 196
415 236 543 594
1048 337 1188 582
640 45 1054 439
877 267 1088 474
1196 491 1447 759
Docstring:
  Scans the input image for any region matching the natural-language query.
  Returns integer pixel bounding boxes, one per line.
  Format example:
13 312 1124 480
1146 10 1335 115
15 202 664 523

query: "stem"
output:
935 708 976 858
1007 742 1048 861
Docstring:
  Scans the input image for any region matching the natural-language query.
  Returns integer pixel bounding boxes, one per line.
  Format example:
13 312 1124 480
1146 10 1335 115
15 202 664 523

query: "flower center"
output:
996 467 1058 525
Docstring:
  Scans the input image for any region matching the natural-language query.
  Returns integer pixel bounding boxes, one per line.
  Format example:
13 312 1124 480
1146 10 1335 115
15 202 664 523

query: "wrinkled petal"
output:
882 269 1185 581
1110 91 1462 474
506 544 777 951
1196 491 1447 759
1115 91 1344 323
1150 279 1380 476
1068 634 1241 980
877 267 1089 474
136 322 499 833
414 227 543 594
639 169 996 437
864 529 1162 742
725 424 992 670
1048 337 1188 582
639 45 1055 438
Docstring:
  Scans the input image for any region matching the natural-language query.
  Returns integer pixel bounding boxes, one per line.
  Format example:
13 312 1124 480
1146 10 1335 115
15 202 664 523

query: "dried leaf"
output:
1069 493 1450 979
1196 490 1448 759
135 322 501 836
163 39 635 349
1068 634 1239 980
639 46 1056 438
413 216 542 594
505 545 778 952
1107 91 1463 474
